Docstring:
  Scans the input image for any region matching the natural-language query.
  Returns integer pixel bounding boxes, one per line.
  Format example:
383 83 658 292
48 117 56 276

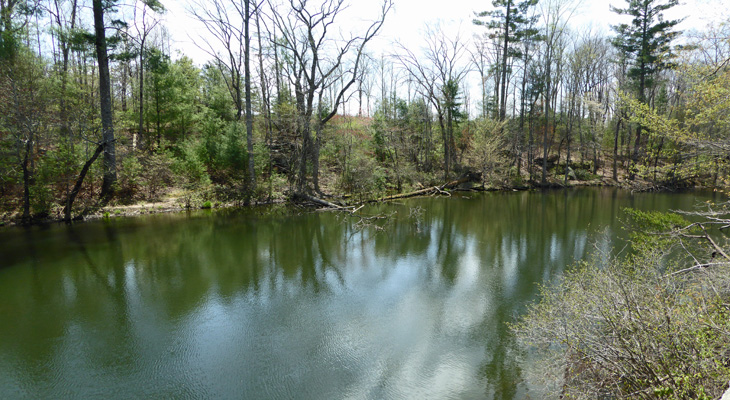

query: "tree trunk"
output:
438 111 449 181
312 129 321 194
499 0 511 121
542 53 551 185
244 0 255 201
21 138 32 223
93 0 116 201
63 143 104 222
613 113 621 182
255 9 273 200
138 42 144 150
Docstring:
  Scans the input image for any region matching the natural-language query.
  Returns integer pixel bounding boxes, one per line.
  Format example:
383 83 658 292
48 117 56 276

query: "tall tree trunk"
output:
438 111 449 180
244 0 255 201
93 0 117 201
499 0 511 121
255 9 273 200
613 115 621 181
565 95 575 185
138 41 144 149
21 138 32 223
542 52 551 186
312 127 321 194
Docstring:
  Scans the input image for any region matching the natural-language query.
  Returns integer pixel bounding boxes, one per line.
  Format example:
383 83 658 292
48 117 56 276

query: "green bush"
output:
337 153 386 198
118 155 144 202
201 200 212 209
573 168 599 181
173 140 211 189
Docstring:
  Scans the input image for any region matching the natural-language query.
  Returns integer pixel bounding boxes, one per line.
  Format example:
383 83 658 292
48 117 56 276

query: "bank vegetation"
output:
514 206 730 398
0 0 728 225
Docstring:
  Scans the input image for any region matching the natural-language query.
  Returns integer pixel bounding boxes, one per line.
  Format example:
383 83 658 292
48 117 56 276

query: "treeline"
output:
0 0 729 223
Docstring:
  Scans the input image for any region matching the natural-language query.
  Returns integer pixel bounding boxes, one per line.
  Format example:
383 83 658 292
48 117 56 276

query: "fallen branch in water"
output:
301 194 345 209
371 175 477 203
299 194 366 215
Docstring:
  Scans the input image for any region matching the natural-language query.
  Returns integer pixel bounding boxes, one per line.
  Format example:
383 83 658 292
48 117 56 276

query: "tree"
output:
0 50 50 222
396 24 468 181
537 0 576 185
91 0 162 201
92 0 116 200
474 0 539 121
189 0 255 198
271 0 392 194
611 0 681 173
130 0 162 151
0 0 38 60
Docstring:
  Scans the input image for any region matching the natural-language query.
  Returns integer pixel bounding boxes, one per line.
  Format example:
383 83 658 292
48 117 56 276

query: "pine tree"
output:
611 0 681 170
474 0 539 121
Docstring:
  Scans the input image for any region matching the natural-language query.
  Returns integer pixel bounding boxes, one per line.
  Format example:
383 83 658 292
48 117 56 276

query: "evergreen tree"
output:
611 0 681 169
473 0 539 121
0 0 36 60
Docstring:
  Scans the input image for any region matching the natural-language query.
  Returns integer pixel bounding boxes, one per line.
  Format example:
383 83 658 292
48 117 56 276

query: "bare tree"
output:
395 24 469 181
270 0 392 194
469 37 495 119
130 0 161 150
538 0 576 185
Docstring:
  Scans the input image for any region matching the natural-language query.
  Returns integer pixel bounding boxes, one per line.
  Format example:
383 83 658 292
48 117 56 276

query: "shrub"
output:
337 153 386 198
173 140 211 189
141 151 176 200
513 209 730 399
118 155 144 202
573 168 599 181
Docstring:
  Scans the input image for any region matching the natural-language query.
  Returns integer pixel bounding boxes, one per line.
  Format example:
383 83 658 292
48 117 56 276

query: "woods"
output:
0 0 728 223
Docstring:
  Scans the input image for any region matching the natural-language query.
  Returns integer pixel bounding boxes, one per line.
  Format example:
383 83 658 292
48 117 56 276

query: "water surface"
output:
0 188 720 399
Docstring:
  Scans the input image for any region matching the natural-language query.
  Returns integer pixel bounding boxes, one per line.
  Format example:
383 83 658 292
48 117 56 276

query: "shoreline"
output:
0 175 696 229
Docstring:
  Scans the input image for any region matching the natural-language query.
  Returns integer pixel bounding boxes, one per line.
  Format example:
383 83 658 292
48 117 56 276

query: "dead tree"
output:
270 0 392 194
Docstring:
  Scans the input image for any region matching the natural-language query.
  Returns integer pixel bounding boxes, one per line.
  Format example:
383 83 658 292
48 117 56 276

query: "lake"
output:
0 188 721 399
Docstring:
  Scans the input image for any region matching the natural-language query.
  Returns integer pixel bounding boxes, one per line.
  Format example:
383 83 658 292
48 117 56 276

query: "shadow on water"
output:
0 188 723 399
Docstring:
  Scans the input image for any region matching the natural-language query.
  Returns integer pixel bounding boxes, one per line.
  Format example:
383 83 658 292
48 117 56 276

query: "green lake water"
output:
0 188 722 399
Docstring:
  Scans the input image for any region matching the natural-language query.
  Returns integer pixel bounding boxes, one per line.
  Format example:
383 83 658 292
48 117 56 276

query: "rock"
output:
722 384 730 400
567 166 577 180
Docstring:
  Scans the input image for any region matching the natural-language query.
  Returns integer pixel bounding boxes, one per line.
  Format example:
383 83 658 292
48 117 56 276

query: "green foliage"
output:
201 200 212 209
441 79 466 126
573 168 599 181
201 64 236 122
623 208 691 255
337 151 387 198
196 115 248 181
139 52 202 147
118 155 144 202
465 118 507 186
173 140 211 189
473 0 541 60
611 0 681 95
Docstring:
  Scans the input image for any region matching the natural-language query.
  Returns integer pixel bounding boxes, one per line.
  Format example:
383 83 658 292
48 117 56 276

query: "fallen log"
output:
372 175 477 203
374 186 441 202
299 194 345 209
439 175 474 190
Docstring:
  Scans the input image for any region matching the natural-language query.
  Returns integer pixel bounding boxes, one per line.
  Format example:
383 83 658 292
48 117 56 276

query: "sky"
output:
162 0 730 65
158 0 728 116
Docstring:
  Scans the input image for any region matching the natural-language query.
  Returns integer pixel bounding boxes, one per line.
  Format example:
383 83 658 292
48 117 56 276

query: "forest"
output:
0 0 729 224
